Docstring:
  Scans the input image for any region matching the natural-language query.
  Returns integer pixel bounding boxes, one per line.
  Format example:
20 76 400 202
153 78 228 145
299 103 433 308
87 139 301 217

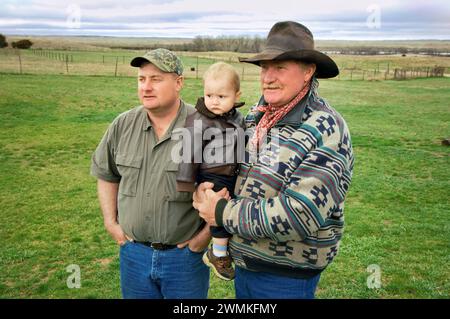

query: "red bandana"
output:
251 81 311 148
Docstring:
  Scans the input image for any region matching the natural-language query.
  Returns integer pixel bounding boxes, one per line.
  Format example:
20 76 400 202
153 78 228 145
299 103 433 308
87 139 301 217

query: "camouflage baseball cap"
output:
130 48 183 75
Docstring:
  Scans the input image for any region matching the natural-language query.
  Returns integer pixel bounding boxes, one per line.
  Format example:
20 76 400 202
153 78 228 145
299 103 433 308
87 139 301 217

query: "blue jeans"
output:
119 241 210 299
235 266 321 299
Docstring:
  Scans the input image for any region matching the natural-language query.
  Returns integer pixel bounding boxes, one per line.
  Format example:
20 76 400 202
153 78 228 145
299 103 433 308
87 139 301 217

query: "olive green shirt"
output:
90 101 203 244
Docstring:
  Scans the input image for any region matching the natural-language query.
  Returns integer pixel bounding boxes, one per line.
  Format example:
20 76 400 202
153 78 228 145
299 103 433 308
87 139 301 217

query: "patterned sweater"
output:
215 79 354 278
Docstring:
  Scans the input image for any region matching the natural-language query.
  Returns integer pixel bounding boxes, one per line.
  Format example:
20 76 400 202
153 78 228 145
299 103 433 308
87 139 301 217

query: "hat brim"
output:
239 49 339 79
130 57 150 67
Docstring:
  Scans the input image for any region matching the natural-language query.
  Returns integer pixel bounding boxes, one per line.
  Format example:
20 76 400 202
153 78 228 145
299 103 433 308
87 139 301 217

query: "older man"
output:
91 48 214 299
194 21 354 299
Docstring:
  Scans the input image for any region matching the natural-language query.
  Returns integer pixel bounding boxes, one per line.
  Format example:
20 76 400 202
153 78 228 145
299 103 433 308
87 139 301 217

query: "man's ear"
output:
305 64 317 82
175 75 184 92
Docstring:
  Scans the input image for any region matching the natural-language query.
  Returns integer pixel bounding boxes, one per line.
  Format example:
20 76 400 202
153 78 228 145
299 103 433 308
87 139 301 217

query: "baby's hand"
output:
218 187 231 201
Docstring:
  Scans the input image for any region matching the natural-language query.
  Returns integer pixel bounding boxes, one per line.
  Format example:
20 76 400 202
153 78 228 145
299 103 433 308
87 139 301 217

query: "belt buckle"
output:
150 242 165 250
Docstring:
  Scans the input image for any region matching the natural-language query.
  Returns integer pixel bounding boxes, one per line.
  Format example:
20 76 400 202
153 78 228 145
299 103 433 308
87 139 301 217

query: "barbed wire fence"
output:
0 48 447 81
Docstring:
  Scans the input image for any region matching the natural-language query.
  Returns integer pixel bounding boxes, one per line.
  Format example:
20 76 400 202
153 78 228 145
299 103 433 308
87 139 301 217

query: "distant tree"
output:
0 34 7 48
12 39 33 49
192 36 205 51
398 47 408 55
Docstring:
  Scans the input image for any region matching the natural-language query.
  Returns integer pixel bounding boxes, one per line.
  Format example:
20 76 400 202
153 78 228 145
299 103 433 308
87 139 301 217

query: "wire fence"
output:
0 48 448 81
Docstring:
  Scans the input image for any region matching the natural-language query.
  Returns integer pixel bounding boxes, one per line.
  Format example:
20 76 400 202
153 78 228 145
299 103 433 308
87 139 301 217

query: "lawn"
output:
0 73 448 298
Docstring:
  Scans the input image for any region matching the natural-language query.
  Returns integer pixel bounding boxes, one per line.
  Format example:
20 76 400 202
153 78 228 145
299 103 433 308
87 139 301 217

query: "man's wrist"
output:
214 198 228 227
104 218 118 229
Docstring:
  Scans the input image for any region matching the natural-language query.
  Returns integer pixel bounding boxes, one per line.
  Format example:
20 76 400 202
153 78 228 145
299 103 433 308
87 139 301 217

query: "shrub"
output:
12 39 33 49
0 34 7 48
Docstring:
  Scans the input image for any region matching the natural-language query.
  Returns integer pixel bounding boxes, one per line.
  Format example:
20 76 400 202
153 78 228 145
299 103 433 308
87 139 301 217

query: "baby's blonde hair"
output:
203 62 240 92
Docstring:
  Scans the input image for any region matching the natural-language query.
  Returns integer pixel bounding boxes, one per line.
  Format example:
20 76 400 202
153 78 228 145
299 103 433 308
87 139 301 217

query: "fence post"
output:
350 70 353 81
17 49 22 74
65 54 69 74
196 56 199 80
114 56 118 77
387 62 390 74
362 71 365 81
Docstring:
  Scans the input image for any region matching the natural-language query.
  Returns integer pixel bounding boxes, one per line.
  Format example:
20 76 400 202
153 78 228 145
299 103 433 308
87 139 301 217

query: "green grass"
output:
0 73 449 299
1 48 449 81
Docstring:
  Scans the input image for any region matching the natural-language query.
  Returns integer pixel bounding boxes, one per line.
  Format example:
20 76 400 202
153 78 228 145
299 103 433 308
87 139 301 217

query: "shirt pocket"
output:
165 161 193 202
116 154 143 197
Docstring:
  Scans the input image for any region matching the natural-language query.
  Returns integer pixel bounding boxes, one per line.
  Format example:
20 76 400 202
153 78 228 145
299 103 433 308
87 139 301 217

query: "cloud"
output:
0 0 449 39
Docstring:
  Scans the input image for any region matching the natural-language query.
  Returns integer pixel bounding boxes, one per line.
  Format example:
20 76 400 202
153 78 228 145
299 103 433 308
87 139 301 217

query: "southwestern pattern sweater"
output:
215 79 354 278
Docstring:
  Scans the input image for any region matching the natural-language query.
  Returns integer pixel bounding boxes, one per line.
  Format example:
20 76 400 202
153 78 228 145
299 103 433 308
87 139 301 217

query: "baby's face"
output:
204 77 240 115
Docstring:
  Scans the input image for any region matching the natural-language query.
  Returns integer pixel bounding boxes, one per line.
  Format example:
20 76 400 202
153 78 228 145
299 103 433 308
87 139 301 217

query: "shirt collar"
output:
142 107 153 131
141 100 187 132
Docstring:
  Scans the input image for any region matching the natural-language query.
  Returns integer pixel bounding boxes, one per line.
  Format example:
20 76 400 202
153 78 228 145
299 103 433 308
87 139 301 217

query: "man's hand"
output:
97 179 128 246
177 222 212 252
192 181 214 203
105 221 128 246
193 182 230 226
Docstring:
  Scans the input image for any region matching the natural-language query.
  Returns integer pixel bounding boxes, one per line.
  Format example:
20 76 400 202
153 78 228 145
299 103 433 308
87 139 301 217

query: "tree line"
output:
0 34 33 49
319 46 449 56
112 37 449 56
2 32 447 56
112 35 265 53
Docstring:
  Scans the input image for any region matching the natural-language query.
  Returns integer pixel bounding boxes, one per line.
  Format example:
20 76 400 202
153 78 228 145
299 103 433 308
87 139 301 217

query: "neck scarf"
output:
251 81 311 147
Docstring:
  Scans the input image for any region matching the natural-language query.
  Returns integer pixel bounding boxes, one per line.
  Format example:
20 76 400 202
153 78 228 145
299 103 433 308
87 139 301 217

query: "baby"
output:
176 62 245 280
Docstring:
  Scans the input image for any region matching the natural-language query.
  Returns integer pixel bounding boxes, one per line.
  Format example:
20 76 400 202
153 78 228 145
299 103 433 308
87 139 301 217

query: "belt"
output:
136 242 177 250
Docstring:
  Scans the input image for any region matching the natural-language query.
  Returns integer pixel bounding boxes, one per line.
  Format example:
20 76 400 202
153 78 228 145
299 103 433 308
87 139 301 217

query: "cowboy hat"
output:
239 21 339 78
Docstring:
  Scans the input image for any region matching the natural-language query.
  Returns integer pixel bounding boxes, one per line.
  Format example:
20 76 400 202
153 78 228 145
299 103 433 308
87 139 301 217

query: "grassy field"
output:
0 73 449 299
1 47 449 81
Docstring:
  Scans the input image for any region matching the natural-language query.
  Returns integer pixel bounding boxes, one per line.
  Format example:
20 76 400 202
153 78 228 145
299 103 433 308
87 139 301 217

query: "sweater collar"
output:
195 97 245 119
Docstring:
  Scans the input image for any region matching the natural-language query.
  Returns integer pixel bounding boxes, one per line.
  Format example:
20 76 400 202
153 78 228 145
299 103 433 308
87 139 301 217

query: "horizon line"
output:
3 33 450 42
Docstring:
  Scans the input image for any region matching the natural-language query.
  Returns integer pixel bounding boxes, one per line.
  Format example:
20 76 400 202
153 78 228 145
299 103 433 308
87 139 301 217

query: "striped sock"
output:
212 243 228 257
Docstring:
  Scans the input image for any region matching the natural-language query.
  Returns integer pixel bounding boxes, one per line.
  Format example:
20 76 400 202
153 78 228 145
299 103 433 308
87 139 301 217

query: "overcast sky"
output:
1 0 449 39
